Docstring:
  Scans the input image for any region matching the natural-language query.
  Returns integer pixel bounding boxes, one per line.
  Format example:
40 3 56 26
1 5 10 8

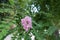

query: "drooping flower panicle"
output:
21 16 32 31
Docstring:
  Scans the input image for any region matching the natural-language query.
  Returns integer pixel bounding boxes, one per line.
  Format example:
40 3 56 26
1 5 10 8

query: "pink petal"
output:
21 16 32 32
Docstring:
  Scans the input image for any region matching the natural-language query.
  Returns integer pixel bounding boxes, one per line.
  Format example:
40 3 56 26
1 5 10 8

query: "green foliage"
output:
9 0 14 5
0 0 60 40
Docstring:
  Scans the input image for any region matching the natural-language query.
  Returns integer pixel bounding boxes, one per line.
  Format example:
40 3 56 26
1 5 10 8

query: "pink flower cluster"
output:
21 16 32 31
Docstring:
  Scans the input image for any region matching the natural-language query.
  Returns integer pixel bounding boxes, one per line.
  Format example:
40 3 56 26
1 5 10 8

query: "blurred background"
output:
0 0 60 40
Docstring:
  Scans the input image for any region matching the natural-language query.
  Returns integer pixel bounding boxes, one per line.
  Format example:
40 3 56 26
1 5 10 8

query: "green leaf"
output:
47 26 57 35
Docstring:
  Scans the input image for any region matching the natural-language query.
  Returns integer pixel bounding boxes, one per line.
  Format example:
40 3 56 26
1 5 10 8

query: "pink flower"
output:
21 16 32 31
